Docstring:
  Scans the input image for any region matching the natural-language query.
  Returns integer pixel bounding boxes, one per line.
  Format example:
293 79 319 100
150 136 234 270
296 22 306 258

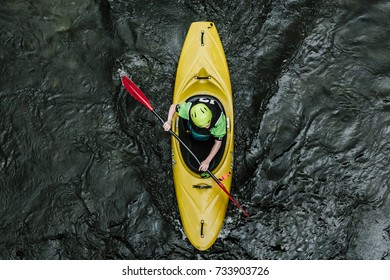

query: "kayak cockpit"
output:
177 94 227 174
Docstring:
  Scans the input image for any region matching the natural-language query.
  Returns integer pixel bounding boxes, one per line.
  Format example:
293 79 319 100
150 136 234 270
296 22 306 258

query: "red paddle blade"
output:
121 76 153 111
215 179 251 219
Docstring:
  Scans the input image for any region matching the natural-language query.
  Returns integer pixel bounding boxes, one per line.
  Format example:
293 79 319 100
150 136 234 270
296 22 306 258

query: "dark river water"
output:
1 0 390 259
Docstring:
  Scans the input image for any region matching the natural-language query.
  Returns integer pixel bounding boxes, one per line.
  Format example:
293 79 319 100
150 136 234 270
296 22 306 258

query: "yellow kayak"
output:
171 22 234 250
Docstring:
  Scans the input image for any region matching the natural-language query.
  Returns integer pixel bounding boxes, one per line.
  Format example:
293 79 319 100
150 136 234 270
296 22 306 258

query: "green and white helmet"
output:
190 103 212 128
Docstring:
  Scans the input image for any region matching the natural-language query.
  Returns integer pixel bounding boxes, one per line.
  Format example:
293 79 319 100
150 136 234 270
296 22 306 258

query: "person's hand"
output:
199 160 210 172
163 120 171 131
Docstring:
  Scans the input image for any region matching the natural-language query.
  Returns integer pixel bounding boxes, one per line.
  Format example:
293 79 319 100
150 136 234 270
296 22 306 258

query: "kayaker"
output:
163 98 226 172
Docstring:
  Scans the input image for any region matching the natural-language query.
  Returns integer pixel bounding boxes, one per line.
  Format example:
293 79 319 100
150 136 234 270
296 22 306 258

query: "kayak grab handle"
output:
200 220 204 238
195 76 211 80
193 184 212 189
201 30 205 46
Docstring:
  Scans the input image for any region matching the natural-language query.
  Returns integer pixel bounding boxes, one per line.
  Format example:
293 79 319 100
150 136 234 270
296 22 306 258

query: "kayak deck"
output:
172 21 233 250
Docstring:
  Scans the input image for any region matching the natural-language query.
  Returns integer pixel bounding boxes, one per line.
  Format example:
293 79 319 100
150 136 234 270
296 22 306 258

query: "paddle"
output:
121 75 250 219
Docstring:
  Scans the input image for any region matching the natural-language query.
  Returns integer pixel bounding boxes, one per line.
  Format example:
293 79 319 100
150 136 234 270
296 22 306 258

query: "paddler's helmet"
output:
190 103 212 128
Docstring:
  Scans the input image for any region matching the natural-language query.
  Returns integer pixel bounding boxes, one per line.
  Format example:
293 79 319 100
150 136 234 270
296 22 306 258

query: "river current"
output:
1 0 389 259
